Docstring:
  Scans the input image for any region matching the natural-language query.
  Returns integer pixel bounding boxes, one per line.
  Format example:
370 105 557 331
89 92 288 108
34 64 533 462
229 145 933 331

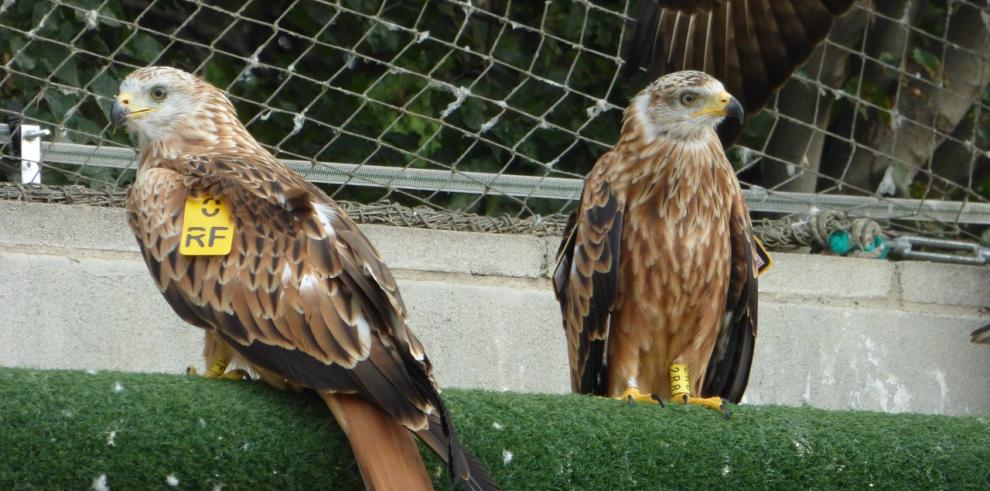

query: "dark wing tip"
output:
703 209 759 402
972 325 990 344
458 449 501 491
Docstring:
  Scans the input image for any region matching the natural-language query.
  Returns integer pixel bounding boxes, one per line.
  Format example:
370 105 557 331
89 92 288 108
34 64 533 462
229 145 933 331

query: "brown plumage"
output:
554 71 764 406
624 0 854 145
114 66 497 491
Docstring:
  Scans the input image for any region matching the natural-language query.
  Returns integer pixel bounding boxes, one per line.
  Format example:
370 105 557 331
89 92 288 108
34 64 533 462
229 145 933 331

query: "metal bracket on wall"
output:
889 235 990 266
19 124 49 185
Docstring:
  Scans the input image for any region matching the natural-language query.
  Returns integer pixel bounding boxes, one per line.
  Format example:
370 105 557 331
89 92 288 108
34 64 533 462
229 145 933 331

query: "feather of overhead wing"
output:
701 193 757 403
625 0 855 112
553 157 623 394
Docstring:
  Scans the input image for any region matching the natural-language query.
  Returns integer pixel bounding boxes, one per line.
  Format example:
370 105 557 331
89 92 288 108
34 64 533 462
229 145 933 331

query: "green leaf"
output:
90 70 120 103
123 33 164 64
42 89 75 120
911 47 941 81
54 58 80 87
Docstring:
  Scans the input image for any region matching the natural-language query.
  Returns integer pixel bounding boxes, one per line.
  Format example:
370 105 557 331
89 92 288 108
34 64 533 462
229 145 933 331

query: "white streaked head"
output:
632 70 744 142
111 66 241 152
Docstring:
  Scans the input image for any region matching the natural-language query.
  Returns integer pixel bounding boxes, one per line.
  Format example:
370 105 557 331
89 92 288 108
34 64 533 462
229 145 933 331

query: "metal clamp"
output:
888 235 990 266
19 124 50 185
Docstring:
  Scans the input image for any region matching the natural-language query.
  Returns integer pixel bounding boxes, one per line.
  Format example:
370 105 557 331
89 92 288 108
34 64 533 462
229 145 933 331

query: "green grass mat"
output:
1 367 988 490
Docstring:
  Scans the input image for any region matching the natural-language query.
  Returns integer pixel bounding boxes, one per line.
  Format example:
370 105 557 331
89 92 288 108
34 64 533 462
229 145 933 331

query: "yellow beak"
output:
110 92 156 126
692 91 745 123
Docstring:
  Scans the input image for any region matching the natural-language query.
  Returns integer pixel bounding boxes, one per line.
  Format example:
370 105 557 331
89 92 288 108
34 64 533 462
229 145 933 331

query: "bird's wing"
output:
128 155 435 423
127 155 493 488
552 154 624 395
624 0 854 144
972 325 990 344
701 190 760 402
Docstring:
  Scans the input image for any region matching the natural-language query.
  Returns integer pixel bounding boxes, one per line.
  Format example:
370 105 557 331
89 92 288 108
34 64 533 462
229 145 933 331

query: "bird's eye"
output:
150 85 168 101
680 92 697 105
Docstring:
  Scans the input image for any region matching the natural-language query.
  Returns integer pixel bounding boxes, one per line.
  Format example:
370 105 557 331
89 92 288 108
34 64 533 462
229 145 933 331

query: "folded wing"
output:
553 156 624 395
127 153 489 486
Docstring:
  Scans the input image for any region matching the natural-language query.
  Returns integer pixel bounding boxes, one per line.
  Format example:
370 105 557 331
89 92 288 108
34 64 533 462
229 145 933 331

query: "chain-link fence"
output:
1 0 989 246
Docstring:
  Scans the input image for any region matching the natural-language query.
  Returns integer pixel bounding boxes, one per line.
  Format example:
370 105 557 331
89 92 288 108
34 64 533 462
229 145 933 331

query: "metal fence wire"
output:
1 0 989 244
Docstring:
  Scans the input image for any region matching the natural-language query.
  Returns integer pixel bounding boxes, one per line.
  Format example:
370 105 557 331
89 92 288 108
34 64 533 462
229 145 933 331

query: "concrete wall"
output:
1 201 988 416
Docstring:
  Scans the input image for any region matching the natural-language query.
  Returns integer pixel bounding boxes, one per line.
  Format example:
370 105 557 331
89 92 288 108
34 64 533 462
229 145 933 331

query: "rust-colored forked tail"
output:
323 393 435 491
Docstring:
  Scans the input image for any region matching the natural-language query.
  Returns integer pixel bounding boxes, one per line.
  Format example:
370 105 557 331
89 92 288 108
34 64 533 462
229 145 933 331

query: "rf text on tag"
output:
180 195 235 256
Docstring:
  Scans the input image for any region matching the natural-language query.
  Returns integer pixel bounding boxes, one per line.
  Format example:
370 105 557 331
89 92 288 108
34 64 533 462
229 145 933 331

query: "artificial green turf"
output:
0 367 987 490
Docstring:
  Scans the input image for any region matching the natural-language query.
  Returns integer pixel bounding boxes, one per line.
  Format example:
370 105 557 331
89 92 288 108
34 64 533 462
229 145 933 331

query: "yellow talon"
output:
614 387 663 405
677 395 727 414
186 359 249 381
670 363 729 416
215 369 250 381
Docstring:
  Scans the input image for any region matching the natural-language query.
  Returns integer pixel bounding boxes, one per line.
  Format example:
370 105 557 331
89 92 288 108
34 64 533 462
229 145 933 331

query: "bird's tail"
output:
322 392 434 491
972 325 990 344
415 411 500 491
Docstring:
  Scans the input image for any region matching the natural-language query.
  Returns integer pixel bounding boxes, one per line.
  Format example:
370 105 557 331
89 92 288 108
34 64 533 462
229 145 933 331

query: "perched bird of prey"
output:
553 71 769 412
624 0 854 145
113 66 497 491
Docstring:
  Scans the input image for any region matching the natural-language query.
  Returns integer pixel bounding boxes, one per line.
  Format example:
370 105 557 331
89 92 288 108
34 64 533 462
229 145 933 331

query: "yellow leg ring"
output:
670 363 691 400
669 363 727 415
207 358 230 378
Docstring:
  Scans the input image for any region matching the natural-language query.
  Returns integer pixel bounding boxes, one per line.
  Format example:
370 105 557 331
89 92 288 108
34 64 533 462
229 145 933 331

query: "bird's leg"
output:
670 363 727 416
612 378 665 406
186 331 249 381
186 357 250 381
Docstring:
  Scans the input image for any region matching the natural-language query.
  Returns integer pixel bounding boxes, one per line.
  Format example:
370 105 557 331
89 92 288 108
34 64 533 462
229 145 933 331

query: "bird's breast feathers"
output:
609 135 740 318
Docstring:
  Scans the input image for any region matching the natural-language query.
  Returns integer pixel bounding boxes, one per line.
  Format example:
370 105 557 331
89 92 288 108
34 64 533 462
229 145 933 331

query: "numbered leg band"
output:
670 363 691 400
208 358 229 377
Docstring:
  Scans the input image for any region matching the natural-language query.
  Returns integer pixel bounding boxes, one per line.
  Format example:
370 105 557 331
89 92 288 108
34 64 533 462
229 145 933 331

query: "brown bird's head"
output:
111 66 245 155
632 70 744 142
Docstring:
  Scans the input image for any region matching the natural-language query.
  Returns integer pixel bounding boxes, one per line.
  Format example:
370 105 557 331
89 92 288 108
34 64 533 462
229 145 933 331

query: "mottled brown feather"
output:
553 157 624 394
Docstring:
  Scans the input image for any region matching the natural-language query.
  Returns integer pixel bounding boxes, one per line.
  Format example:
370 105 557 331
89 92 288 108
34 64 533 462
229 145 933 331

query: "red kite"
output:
113 66 496 491
554 71 769 412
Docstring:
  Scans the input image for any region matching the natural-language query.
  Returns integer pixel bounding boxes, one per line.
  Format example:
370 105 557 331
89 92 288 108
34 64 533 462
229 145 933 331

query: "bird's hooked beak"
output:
693 91 744 124
110 93 156 127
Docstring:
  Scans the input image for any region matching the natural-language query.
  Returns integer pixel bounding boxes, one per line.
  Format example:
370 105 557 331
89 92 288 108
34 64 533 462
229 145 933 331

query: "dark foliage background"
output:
1 0 988 235
1 0 640 217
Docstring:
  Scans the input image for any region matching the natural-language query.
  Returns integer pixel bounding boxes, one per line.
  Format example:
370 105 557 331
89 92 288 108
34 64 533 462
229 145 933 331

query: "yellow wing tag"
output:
180 195 235 256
